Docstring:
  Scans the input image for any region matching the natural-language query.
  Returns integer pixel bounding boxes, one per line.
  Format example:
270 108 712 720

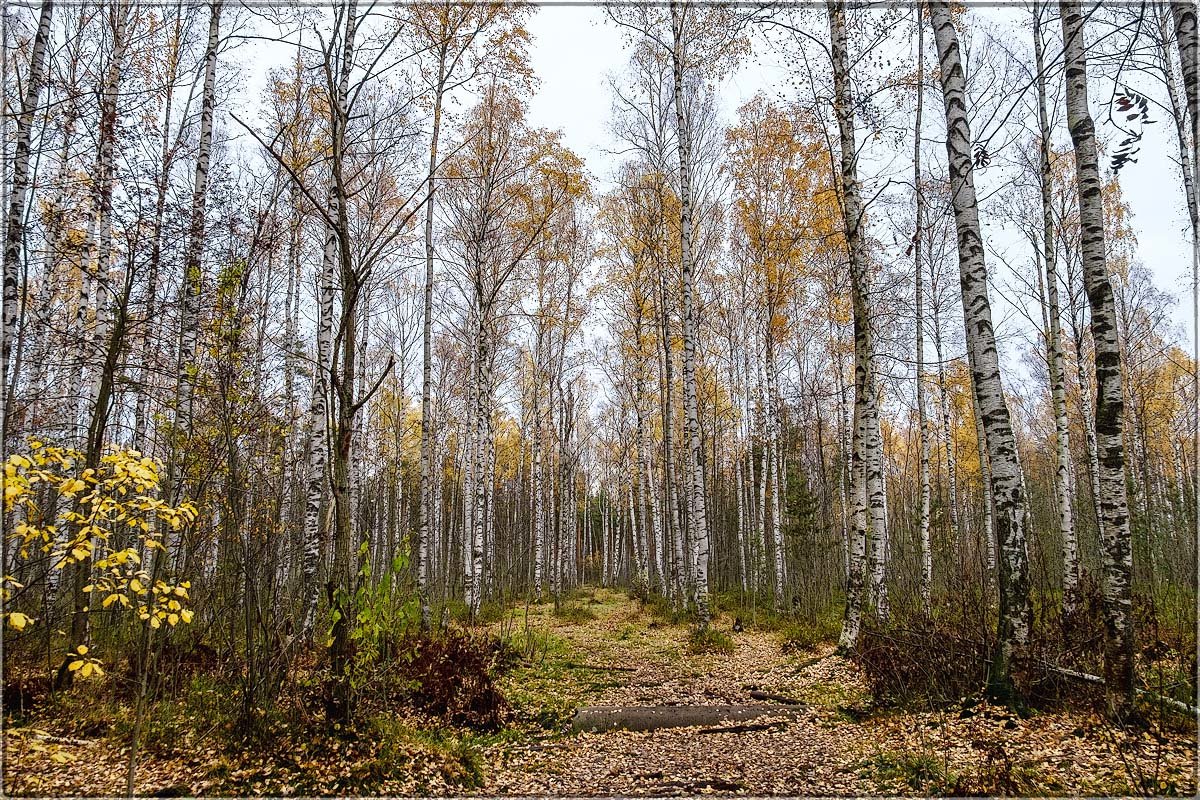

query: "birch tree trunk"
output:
1060 0 1135 714
766 342 785 606
928 0 1032 699
299 215 336 642
1034 3 1080 611
866 387 889 619
417 61 446 631
669 0 711 623
1068 314 1105 529
913 6 933 611
828 0 875 648
2 0 53 428
1169 0 1199 592
971 381 996 584
933 312 961 542
173 0 222 460
327 0 361 722
533 394 545 597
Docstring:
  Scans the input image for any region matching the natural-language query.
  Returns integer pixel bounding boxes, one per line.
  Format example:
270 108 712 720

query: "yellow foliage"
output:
4 442 200 633
727 95 843 344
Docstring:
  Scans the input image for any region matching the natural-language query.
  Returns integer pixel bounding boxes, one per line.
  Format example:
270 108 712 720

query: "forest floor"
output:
4 586 1197 796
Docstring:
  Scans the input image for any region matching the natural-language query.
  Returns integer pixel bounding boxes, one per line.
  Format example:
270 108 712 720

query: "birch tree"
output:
1060 0 1135 714
827 0 877 647
927 0 1032 699
2 0 53 430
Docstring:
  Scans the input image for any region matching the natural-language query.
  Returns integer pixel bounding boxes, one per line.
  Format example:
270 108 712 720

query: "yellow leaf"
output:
76 644 88 655
67 660 84 672
168 613 179 626
8 612 31 630
180 609 194 624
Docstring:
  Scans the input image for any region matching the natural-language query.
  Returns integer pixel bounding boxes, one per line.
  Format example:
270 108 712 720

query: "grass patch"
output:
496 628 584 730
793 679 867 709
365 716 489 789
866 750 954 793
552 603 597 624
687 626 734 655
630 587 690 625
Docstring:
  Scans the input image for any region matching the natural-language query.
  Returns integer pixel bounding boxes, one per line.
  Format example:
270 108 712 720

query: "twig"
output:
562 662 636 673
749 689 804 705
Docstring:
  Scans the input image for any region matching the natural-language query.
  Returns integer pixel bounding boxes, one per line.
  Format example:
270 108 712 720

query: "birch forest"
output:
2 1 1198 796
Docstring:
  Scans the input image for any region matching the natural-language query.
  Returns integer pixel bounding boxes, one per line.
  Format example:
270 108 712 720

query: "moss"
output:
793 679 866 709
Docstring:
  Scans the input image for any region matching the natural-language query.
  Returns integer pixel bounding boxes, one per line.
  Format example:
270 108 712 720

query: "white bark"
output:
828 0 875 649
299 215 336 641
913 6 933 611
928 0 1031 696
1060 0 1135 710
174 0 222 444
2 0 53 421
669 0 711 623
1034 3 1080 610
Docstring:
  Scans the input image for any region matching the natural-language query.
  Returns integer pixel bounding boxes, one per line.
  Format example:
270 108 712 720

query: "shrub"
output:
687 626 734 655
396 630 510 729
868 751 952 793
780 615 839 654
854 613 992 708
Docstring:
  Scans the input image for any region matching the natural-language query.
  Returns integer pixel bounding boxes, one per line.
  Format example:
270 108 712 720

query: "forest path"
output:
478 588 1197 796
480 588 887 794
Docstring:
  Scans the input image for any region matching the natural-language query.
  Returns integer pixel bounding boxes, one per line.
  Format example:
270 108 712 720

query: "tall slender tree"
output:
927 0 1032 700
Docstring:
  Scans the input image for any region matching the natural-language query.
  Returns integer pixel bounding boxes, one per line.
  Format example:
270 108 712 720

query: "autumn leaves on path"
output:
482 589 1197 796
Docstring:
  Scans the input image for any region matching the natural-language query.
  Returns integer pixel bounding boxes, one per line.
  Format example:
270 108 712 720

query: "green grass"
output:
866 750 954 793
364 716 498 789
779 614 840 653
552 603 597 624
686 626 734 655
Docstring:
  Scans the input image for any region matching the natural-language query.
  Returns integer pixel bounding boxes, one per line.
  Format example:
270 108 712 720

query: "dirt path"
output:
480 589 1197 796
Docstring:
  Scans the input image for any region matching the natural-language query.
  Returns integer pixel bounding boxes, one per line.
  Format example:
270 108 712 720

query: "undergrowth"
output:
687 626 734 655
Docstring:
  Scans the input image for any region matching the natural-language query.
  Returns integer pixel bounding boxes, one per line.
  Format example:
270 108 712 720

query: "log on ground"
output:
571 704 805 733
